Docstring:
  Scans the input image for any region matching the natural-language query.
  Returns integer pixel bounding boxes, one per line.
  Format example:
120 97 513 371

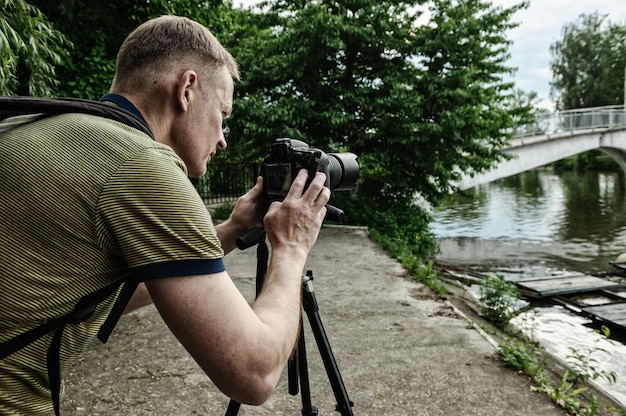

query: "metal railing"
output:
514 105 626 138
196 162 259 204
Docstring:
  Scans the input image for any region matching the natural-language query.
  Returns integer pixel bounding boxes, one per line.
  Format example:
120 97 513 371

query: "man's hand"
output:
216 176 263 253
263 169 330 256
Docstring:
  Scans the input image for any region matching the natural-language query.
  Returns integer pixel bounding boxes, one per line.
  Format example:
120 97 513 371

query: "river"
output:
431 169 626 407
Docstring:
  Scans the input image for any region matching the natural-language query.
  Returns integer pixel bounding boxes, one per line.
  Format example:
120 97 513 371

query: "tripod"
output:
225 228 354 416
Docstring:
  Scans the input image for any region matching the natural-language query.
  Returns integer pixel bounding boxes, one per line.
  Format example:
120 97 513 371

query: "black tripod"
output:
225 228 354 416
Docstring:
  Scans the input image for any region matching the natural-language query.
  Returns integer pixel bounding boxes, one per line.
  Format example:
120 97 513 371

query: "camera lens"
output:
327 153 359 191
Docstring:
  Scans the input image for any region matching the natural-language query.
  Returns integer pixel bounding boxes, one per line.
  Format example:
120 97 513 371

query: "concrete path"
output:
62 226 564 415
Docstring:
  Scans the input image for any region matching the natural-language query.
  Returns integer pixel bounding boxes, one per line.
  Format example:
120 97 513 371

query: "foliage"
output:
499 331 623 416
478 274 521 327
547 11 626 168
498 314 624 415
222 0 532 255
566 325 618 388
533 370 590 414
552 150 620 172
368 228 447 297
550 12 626 110
211 201 236 220
228 0 530 193
499 337 545 379
28 0 235 99
7 0 536 258
508 89 551 137
331 191 437 253
0 0 71 96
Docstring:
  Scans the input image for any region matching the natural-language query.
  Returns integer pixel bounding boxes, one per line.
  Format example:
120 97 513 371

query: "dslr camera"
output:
260 138 359 220
237 139 358 249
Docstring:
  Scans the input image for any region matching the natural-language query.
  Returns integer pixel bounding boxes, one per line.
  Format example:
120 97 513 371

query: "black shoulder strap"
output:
0 96 153 140
0 279 127 416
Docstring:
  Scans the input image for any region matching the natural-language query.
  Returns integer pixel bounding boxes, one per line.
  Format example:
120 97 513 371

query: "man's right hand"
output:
263 169 330 255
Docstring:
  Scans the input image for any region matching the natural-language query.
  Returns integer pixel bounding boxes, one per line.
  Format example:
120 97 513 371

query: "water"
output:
431 169 626 406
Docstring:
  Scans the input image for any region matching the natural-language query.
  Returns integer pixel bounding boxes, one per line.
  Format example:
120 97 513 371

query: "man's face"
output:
176 66 234 178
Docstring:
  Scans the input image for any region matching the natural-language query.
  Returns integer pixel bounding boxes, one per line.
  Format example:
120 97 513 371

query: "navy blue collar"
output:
100 93 149 128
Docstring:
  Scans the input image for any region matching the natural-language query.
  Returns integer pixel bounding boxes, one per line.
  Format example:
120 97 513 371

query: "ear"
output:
177 70 198 112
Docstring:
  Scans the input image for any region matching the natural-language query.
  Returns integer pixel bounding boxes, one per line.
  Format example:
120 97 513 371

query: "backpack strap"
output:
97 279 140 343
0 280 124 416
0 96 154 140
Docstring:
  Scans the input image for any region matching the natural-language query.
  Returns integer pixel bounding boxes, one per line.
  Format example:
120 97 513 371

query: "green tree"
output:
508 89 550 137
550 11 626 110
5 0 533 256
28 0 236 99
224 0 531 251
0 0 71 96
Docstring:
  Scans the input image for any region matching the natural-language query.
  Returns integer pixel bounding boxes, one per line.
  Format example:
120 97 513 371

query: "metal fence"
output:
514 105 626 138
195 162 259 204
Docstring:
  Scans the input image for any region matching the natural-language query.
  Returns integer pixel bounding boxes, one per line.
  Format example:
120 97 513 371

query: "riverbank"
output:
60 226 572 415
439 264 626 411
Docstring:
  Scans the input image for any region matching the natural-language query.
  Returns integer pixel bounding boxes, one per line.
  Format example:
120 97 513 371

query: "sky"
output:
234 0 626 110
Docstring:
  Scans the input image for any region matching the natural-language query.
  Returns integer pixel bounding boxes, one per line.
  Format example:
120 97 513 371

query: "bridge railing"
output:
513 105 626 138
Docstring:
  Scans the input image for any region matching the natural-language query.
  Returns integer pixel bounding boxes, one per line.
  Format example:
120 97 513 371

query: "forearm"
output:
146 171 328 405
147 248 308 405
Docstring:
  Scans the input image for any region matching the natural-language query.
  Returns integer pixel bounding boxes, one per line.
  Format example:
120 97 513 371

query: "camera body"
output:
260 138 359 203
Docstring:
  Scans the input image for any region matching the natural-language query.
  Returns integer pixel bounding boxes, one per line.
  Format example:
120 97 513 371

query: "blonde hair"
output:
112 15 239 93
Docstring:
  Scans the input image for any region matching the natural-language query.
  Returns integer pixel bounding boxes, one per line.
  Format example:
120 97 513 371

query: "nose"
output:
217 135 227 150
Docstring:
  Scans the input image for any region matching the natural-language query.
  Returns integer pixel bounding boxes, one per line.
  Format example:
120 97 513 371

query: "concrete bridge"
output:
457 105 626 190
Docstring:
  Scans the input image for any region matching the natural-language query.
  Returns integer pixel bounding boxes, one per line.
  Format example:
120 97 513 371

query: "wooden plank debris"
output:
516 274 621 299
582 303 626 332
435 261 626 335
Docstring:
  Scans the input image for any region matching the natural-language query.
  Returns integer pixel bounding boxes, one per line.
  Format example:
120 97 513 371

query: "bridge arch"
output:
456 106 626 190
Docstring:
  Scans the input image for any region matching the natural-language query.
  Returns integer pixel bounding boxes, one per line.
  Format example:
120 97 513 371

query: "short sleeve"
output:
95 146 224 280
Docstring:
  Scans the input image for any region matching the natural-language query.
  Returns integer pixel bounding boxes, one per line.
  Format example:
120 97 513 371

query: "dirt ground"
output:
61 226 567 416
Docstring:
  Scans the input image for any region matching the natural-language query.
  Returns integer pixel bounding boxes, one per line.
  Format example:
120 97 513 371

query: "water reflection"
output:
560 172 626 242
433 170 626 275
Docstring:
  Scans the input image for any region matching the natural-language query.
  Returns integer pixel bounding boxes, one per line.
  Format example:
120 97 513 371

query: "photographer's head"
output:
110 15 240 177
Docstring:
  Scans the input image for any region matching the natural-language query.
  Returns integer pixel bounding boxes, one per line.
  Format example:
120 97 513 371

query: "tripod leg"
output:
225 400 240 416
302 271 354 416
295 325 318 415
288 345 299 396
224 234 269 416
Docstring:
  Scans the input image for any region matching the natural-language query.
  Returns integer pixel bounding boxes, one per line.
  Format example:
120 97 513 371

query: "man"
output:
0 15 329 415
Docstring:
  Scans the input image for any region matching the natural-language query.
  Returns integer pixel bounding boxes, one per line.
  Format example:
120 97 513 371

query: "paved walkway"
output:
62 226 565 415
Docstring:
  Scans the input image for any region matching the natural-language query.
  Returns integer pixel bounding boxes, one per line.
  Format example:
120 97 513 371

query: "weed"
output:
499 337 545 379
498 320 623 415
567 325 618 387
478 274 521 327
368 229 447 296
533 370 589 413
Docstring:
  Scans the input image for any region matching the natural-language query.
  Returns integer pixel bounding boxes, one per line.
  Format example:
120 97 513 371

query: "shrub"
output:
479 274 521 327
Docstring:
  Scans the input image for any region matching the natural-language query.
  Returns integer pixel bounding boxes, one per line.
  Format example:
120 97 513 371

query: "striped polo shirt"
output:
0 112 224 415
